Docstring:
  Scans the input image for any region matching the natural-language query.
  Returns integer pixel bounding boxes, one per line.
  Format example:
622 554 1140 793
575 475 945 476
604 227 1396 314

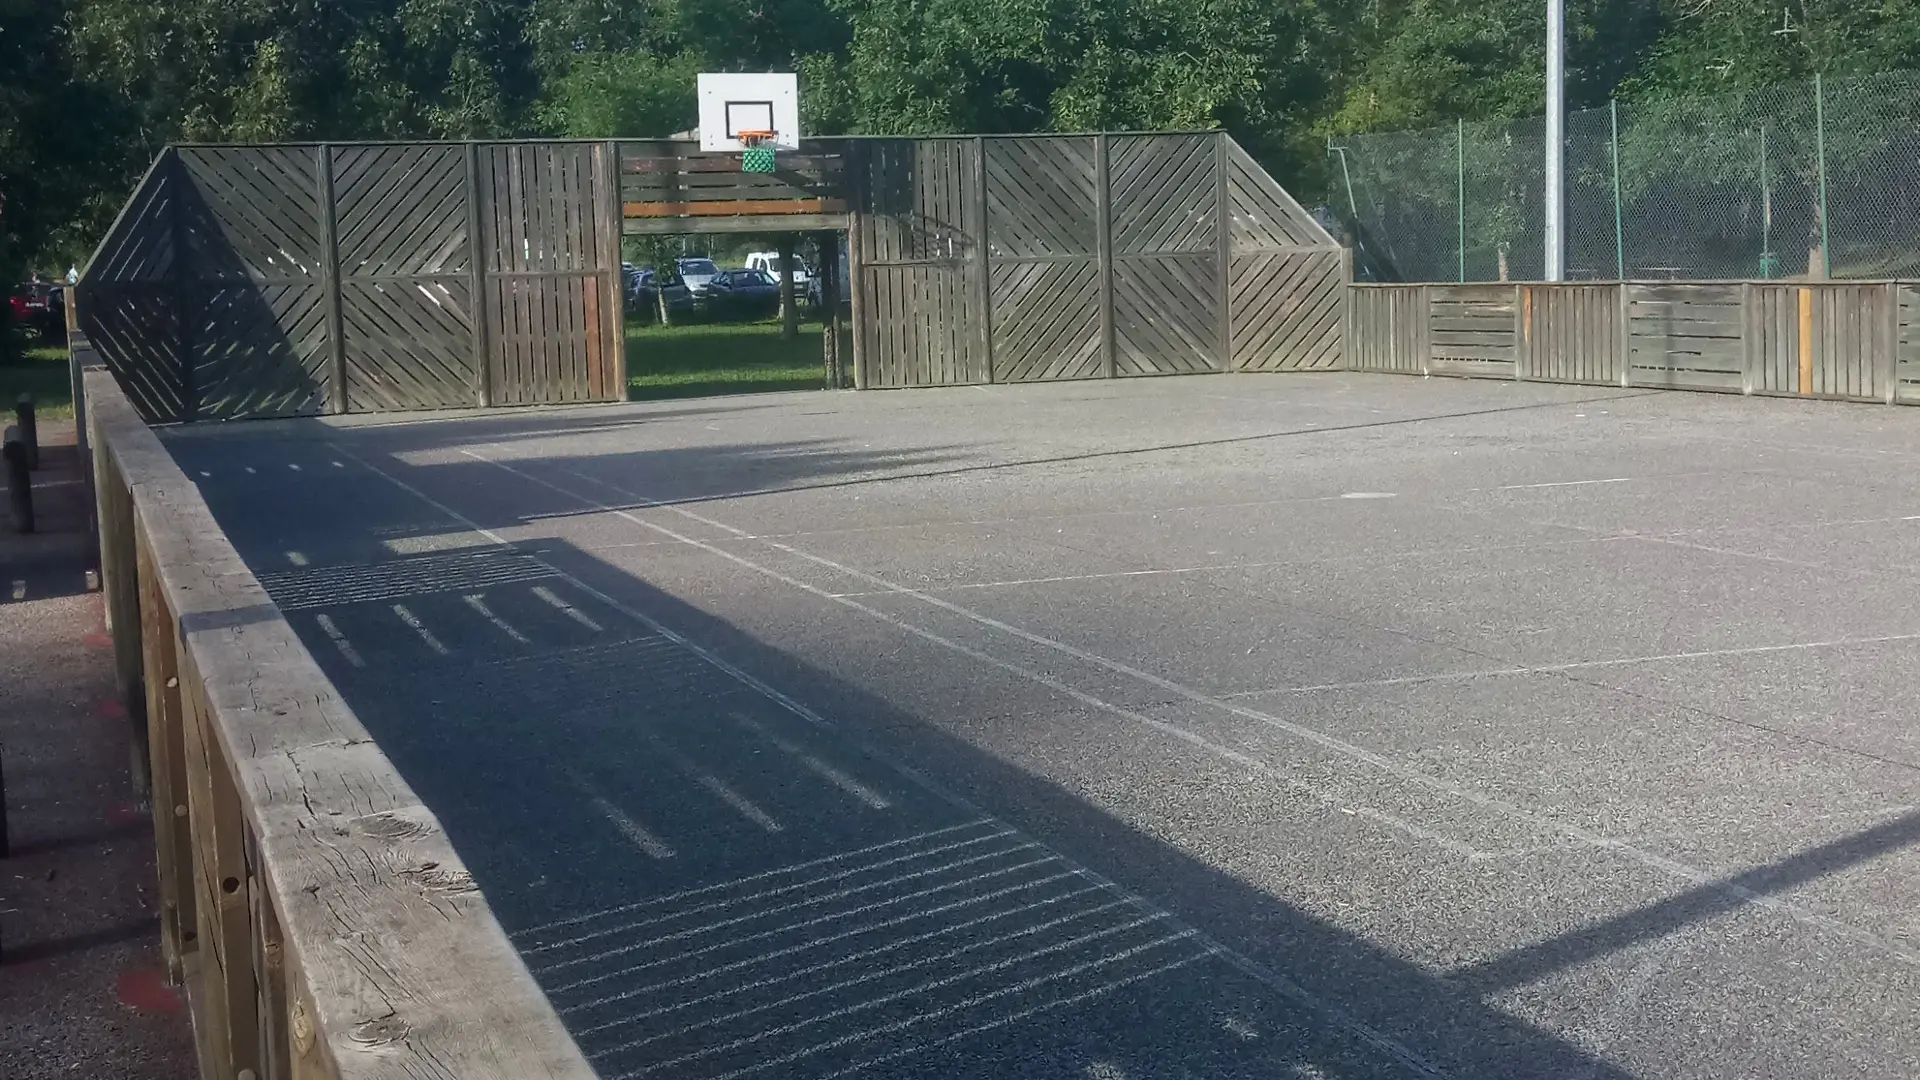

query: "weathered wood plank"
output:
85 368 594 1080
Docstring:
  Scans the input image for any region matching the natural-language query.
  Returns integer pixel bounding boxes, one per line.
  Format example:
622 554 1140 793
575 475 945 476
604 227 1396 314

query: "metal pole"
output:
1760 123 1773 278
1815 72 1831 279
1457 118 1467 283
1544 0 1566 281
1609 99 1625 279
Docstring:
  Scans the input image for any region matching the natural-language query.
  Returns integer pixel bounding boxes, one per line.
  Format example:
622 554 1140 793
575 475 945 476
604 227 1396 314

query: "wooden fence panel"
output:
78 153 186 423
1899 285 1920 404
1226 141 1338 250
1813 284 1895 401
333 144 480 411
1428 285 1518 378
479 143 620 405
1519 284 1622 384
857 139 987 387
1109 135 1223 375
1232 249 1345 371
177 147 332 419
1114 255 1222 375
1348 286 1426 373
1110 135 1219 256
984 137 1101 382
1750 285 1798 395
1627 282 1746 392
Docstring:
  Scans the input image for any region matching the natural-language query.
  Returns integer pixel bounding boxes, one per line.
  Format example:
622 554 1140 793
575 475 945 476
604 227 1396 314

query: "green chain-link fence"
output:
1329 69 1920 283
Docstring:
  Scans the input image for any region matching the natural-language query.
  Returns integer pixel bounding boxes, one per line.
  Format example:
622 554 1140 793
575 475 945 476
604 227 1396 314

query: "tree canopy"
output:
6 0 1920 279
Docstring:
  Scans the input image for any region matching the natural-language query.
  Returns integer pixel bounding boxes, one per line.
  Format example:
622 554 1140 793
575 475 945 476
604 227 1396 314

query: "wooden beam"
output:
623 198 846 218
623 213 851 236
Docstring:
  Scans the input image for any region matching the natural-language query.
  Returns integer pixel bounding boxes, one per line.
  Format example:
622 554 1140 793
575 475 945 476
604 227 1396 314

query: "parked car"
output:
628 268 694 321
744 252 811 289
696 269 782 320
675 257 723 299
7 281 64 340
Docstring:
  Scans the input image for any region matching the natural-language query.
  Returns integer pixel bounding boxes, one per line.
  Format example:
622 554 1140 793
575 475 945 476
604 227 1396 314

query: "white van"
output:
744 252 811 287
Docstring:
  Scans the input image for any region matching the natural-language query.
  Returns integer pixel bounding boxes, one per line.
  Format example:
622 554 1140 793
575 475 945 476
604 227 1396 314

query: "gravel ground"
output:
166 373 1920 1080
0 427 196 1079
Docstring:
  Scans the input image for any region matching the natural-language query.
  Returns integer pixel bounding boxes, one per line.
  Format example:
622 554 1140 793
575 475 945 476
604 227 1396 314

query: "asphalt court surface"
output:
165 373 1920 1079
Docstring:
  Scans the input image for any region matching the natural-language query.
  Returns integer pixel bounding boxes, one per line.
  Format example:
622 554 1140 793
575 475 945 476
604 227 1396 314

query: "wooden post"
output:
817 231 842 388
170 150 195 423
1514 285 1530 381
4 430 30 533
181 666 261 1080
466 142 493 408
1419 284 1433 376
1096 134 1115 379
847 145 869 390
1739 281 1756 395
1798 286 1815 395
777 233 799 340
972 136 995 382
93 446 149 801
137 523 194 984
603 140 628 400
1617 281 1632 387
15 394 37 469
1215 132 1232 371
1886 282 1901 405
316 144 347 414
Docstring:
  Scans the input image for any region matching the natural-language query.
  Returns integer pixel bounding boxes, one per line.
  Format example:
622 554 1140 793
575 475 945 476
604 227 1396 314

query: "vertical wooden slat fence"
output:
1356 279 1920 406
77 343 593 1080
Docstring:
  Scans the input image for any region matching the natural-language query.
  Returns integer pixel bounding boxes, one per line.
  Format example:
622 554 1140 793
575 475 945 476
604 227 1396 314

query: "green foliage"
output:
10 0 1920 282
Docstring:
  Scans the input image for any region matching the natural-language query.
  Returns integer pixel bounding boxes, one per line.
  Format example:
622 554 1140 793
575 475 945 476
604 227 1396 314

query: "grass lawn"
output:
626 317 838 401
0 342 75 419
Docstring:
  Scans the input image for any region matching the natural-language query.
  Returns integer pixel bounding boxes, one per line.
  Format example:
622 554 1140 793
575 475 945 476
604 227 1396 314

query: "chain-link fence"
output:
1329 70 1920 283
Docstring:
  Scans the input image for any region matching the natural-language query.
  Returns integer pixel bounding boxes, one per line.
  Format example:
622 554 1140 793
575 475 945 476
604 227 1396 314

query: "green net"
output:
1330 68 1920 282
742 145 776 174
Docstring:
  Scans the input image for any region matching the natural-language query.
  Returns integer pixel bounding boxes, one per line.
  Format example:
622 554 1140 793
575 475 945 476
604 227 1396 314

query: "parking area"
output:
162 372 1920 1080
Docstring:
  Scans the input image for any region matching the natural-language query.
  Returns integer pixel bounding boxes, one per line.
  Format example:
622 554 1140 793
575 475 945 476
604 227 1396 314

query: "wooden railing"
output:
77 342 593 1079
1349 280 1920 404
617 138 850 235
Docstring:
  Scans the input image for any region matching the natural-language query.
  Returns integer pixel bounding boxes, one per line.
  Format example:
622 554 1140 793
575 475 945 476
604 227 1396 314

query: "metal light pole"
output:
1544 0 1565 281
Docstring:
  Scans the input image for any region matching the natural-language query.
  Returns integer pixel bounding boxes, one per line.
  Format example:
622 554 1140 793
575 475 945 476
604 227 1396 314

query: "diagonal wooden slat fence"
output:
849 132 1347 389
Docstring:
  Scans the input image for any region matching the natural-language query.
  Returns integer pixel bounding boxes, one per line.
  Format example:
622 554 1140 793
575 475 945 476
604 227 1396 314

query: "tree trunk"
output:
656 282 672 327
778 233 798 340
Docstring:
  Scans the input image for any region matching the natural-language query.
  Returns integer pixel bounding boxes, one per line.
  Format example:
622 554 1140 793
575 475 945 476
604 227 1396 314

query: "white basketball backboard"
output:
697 73 801 152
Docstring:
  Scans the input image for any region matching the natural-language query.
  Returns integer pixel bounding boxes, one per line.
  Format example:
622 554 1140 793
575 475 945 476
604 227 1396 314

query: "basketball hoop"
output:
737 130 777 174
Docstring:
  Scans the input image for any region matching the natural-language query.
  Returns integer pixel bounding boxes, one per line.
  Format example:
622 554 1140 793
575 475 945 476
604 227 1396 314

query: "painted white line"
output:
288 463 302 471
331 460 346 468
812 952 1212 1080
1495 477 1631 491
198 470 212 478
541 853 1057 996
464 593 532 643
390 603 450 655
313 614 365 668
244 466 256 475
598 904 1150 1057
527 828 1018 956
566 879 1106 1023
513 819 995 940
1222 630 1920 699
643 733 781 832
10 579 25 601
734 712 891 810
285 551 309 567
533 584 603 631
621 928 1200 1080
509 455 1920 965
570 774 675 860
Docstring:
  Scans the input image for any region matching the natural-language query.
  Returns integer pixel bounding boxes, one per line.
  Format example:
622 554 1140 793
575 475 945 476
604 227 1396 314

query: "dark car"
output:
627 268 694 321
697 269 781 320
